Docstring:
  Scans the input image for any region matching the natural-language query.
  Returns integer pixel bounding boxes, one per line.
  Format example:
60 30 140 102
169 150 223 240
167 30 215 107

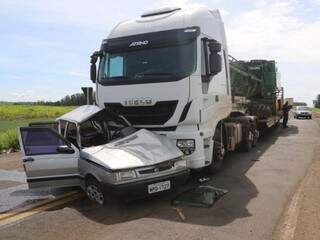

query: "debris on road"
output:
171 185 228 208
172 207 186 221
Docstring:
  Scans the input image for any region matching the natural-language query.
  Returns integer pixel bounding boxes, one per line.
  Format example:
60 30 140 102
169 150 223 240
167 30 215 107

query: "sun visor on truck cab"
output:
100 27 200 52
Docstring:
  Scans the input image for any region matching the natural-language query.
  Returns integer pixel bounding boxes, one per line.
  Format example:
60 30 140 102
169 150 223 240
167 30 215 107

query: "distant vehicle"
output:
18 105 189 204
293 106 312 119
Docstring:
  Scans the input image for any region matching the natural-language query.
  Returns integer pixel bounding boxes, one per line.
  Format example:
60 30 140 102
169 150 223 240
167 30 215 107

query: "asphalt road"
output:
0 118 319 240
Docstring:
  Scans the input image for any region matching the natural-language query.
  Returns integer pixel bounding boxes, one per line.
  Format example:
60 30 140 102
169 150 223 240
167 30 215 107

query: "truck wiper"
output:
134 73 176 78
141 73 175 76
101 76 128 79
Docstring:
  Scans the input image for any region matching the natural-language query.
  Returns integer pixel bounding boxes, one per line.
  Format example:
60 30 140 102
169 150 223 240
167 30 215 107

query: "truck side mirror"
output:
90 51 102 83
209 53 222 75
90 63 97 83
209 41 221 53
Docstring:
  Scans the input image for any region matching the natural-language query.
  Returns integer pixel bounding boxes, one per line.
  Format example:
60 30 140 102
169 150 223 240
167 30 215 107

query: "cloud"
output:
226 0 320 63
155 0 206 8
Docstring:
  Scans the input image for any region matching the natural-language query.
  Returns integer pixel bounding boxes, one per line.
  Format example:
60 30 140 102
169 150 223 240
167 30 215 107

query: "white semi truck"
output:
89 6 283 173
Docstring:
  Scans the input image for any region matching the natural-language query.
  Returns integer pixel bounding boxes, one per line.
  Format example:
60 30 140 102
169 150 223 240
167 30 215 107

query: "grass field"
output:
0 104 74 120
0 104 74 152
311 108 320 113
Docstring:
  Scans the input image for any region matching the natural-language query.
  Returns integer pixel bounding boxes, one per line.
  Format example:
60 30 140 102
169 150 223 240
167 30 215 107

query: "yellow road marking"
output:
0 191 85 227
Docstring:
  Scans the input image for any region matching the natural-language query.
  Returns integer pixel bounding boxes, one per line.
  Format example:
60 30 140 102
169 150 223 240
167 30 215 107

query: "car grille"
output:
138 161 174 175
105 100 178 125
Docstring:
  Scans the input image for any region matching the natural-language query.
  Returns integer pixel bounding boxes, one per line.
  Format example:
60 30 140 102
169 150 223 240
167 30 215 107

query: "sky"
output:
0 0 319 106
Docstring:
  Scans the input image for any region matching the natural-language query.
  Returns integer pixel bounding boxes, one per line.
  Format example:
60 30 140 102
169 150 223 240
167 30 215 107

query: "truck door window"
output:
21 128 66 155
108 55 124 77
223 50 230 95
201 38 210 93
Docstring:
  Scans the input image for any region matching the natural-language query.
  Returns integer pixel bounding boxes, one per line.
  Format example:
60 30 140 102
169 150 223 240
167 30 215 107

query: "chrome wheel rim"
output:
86 184 104 205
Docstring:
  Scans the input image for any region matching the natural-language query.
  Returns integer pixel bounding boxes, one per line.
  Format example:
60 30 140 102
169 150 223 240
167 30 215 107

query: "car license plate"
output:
148 180 171 194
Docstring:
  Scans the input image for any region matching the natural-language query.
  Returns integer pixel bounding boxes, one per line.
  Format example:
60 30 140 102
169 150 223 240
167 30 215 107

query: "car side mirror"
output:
209 53 222 75
57 145 75 154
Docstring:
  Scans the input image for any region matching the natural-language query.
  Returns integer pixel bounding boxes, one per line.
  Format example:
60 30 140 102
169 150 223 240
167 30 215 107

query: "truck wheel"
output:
85 177 105 205
252 129 259 148
208 124 226 174
241 126 254 152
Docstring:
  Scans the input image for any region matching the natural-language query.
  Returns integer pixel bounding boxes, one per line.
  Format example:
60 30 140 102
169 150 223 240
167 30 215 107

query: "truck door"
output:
18 127 80 189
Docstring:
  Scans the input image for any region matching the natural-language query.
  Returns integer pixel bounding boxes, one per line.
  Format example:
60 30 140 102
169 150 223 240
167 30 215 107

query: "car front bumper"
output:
296 113 312 117
103 169 190 199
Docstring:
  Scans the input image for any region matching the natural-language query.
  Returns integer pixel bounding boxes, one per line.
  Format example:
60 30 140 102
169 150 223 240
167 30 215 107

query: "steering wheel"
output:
111 127 127 140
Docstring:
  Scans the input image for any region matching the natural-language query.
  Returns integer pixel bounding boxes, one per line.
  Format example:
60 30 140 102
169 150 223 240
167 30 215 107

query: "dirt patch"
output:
0 152 23 171
274 142 320 240
0 180 23 190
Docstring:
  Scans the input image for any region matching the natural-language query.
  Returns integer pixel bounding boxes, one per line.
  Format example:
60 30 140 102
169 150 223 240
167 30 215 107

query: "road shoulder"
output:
274 120 320 240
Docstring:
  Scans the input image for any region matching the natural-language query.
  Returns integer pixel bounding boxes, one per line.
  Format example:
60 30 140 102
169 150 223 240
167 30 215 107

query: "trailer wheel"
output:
208 124 226 174
85 177 105 205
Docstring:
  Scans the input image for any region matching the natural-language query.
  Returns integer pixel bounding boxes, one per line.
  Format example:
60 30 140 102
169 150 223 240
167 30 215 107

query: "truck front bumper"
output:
103 169 190 200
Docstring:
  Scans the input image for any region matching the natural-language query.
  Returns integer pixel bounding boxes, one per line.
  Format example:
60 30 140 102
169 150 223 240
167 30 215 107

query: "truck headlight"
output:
113 170 137 182
176 139 195 155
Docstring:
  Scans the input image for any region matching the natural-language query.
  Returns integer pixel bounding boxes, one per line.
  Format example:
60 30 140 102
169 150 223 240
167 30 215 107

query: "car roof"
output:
56 105 103 124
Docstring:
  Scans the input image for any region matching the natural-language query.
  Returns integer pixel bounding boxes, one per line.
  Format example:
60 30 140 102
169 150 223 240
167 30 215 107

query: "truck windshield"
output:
98 41 196 85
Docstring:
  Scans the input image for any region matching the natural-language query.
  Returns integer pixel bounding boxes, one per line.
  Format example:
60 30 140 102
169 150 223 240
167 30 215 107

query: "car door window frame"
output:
20 127 74 156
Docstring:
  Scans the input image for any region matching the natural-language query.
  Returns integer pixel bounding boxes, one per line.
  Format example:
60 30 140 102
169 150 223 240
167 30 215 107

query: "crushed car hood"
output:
80 129 183 170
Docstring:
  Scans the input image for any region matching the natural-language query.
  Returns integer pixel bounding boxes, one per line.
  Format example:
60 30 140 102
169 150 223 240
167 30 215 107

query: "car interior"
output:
61 109 138 149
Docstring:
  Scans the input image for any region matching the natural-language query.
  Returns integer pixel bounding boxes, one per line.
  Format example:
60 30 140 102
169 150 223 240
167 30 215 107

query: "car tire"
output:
85 177 105 205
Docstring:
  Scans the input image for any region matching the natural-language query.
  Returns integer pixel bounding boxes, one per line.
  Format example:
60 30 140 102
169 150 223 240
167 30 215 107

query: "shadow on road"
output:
60 124 299 227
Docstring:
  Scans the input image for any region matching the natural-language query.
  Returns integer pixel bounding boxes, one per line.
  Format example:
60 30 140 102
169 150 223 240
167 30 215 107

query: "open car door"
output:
18 127 80 189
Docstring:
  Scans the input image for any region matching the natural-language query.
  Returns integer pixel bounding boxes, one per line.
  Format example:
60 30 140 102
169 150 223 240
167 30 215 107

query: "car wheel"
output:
85 177 105 205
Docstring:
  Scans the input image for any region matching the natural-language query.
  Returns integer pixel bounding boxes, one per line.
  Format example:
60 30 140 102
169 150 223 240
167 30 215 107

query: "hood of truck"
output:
96 78 190 127
80 129 183 170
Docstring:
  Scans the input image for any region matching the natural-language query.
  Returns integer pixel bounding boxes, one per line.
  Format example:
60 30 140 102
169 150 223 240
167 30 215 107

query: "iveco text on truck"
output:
90 6 284 172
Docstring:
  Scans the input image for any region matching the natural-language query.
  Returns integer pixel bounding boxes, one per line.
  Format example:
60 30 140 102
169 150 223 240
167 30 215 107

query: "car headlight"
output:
113 170 137 182
174 158 187 168
176 139 195 155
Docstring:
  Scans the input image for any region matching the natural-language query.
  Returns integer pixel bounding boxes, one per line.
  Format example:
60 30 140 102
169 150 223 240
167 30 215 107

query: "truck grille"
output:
105 100 178 125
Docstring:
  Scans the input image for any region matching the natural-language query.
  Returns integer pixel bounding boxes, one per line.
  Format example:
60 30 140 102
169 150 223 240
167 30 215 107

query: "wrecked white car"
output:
18 105 189 204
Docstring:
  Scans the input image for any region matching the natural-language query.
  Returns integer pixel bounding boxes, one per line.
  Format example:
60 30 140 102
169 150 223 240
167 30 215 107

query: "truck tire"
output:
85 177 105 205
241 125 254 152
208 124 226 174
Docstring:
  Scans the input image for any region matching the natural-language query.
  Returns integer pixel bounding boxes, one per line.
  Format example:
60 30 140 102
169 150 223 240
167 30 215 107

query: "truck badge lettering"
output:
123 97 153 106
129 40 149 47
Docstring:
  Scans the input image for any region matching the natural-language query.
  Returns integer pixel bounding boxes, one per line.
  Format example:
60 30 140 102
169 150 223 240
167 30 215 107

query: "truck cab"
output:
90 7 232 170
